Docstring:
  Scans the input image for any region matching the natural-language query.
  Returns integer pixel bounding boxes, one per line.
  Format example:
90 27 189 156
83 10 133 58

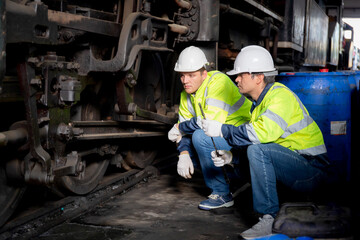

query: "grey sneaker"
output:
240 214 274 239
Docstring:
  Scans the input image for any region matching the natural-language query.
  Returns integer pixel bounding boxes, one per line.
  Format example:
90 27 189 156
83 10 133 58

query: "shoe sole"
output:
198 200 234 210
240 233 276 239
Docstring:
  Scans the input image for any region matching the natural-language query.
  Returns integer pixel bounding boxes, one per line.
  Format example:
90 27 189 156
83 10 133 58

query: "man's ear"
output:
201 70 208 80
256 74 265 85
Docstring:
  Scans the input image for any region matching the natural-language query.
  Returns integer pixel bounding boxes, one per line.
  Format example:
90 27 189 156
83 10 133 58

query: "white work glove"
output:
177 154 194 179
168 124 182 143
211 150 233 167
201 119 223 137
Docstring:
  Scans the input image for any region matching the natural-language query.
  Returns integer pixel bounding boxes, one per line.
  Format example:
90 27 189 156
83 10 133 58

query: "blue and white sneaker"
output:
198 193 234 210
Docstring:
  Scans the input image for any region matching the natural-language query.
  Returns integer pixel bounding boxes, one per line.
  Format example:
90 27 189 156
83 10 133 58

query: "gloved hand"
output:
201 119 223 137
211 150 233 167
177 154 194 179
168 124 182 143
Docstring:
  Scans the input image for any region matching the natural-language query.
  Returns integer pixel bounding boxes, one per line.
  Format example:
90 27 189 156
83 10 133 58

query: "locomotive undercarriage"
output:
0 0 182 226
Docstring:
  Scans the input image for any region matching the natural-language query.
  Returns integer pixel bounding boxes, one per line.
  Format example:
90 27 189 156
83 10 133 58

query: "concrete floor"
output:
33 162 355 240
34 166 259 240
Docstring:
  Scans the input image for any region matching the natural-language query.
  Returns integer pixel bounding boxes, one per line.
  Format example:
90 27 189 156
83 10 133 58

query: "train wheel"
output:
58 158 109 195
0 166 26 226
56 103 110 195
124 149 158 169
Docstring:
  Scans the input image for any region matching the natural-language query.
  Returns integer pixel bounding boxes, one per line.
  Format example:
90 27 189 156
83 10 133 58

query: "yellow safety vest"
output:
178 71 252 126
248 82 327 156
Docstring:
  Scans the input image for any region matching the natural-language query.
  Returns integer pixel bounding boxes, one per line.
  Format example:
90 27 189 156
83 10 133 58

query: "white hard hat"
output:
174 46 209 72
227 45 278 76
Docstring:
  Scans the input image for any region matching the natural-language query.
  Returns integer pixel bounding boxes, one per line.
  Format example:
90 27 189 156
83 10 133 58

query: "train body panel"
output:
0 0 351 227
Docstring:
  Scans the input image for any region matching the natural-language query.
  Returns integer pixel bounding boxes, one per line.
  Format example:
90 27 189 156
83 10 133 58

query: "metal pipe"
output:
219 4 279 32
0 128 28 148
174 0 192 10
168 23 189 35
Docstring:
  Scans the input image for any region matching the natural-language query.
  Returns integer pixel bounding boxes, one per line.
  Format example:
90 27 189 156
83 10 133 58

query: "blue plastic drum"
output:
278 72 352 182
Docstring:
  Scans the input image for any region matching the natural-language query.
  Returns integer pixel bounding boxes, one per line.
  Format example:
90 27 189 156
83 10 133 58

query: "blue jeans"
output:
247 143 328 216
191 129 232 195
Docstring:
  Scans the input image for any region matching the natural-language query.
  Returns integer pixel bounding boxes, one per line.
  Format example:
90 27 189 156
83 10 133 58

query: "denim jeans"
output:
191 129 232 195
247 143 328 216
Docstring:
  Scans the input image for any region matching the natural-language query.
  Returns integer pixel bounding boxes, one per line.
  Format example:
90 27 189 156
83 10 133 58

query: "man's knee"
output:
192 129 206 148
247 144 262 160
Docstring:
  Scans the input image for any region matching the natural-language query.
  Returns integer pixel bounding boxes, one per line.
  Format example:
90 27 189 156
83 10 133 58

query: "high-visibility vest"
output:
178 71 252 126
247 82 327 156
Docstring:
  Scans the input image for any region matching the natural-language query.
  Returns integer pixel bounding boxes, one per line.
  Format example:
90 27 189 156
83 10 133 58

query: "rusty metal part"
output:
168 23 189 35
243 0 284 22
17 62 52 185
115 73 130 115
53 151 83 177
53 102 105 195
87 12 172 73
5 0 121 45
124 150 158 169
174 0 192 10
173 0 199 42
55 155 109 195
75 131 166 140
67 120 169 140
23 156 54 184
135 107 178 125
54 145 118 177
0 128 27 148
35 52 81 108
48 9 121 37
219 4 279 32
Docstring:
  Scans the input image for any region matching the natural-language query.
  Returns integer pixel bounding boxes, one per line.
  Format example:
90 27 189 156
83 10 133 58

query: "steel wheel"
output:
58 158 109 195
124 149 157 169
0 165 26 226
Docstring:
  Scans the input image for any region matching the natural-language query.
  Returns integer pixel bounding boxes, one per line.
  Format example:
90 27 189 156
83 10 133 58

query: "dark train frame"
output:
0 0 349 227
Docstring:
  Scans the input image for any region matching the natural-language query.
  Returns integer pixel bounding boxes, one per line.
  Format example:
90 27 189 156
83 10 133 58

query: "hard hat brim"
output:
226 69 240 76
263 70 278 76
226 69 278 76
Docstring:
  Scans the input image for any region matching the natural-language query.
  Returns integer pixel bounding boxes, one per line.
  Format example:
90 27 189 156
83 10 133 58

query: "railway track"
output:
0 165 161 240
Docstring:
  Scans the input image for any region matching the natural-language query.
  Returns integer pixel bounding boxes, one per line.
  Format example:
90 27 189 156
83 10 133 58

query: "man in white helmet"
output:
168 46 252 210
201 45 330 238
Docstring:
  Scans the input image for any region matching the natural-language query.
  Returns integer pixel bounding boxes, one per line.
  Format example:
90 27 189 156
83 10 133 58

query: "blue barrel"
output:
278 72 352 182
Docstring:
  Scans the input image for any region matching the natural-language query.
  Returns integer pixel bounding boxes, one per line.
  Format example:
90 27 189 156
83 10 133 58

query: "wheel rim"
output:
59 159 109 195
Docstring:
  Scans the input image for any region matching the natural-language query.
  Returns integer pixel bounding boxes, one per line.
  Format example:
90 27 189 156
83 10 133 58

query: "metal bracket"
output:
53 151 83 177
87 12 173 73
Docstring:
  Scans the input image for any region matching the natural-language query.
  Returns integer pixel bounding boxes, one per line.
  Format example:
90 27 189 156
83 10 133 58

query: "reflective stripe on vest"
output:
204 72 221 97
186 94 196 117
246 123 260 144
206 94 247 116
295 145 327 155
